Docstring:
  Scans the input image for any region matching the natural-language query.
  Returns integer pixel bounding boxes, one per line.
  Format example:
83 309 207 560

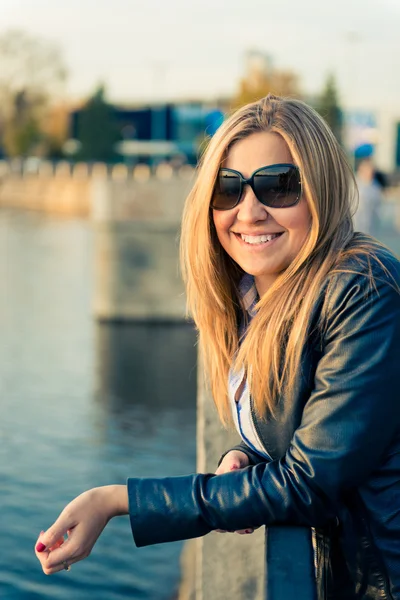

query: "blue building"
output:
70 101 225 165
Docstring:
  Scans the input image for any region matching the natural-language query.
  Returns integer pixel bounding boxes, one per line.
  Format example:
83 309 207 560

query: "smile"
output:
234 232 284 246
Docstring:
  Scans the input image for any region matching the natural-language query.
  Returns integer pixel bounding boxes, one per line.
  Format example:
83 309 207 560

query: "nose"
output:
236 185 268 223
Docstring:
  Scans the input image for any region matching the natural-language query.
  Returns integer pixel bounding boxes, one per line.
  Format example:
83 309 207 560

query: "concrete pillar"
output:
55 161 71 177
177 363 265 600
93 220 186 320
73 162 89 179
38 161 53 177
92 162 109 179
0 160 10 178
92 176 191 321
194 369 266 600
111 164 129 181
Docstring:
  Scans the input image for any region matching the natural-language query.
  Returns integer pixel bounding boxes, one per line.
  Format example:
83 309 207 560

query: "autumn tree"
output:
42 102 71 159
233 51 301 109
0 29 67 157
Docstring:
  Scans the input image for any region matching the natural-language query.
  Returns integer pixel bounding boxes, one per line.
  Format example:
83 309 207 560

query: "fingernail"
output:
245 529 253 534
36 542 46 552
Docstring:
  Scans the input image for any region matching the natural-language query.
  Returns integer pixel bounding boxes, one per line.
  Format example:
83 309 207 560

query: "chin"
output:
240 264 278 278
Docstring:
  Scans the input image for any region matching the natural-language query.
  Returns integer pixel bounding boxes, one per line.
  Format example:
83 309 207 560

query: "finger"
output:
235 529 254 535
35 528 75 571
216 450 250 475
35 535 67 568
35 544 50 569
41 536 77 570
215 529 228 533
215 462 240 476
37 538 80 574
35 512 76 554
35 531 50 565
48 537 65 552
41 553 82 576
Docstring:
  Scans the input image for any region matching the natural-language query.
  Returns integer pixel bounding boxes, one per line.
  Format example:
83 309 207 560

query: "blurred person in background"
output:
354 157 383 236
35 96 400 599
373 168 389 191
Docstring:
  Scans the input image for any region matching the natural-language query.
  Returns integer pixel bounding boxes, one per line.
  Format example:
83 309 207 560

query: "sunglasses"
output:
211 163 302 211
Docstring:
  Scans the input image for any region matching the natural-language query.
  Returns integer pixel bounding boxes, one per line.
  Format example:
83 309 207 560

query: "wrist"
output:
100 485 129 519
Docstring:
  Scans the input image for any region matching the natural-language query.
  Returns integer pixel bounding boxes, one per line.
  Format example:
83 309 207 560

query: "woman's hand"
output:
34 485 128 575
215 450 256 535
215 449 250 476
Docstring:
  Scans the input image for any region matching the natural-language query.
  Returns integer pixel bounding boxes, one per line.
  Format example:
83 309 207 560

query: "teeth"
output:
240 233 279 244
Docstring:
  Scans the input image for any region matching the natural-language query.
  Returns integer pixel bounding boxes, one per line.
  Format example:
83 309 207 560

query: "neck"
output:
255 274 278 297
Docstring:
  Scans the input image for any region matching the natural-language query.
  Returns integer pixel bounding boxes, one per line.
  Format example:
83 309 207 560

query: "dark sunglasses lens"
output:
212 172 241 209
254 165 301 208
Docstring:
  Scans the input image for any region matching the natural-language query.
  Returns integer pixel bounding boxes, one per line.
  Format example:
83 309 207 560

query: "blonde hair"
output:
180 94 379 426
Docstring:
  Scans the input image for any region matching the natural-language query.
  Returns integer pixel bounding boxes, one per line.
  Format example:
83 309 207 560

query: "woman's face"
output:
212 131 311 296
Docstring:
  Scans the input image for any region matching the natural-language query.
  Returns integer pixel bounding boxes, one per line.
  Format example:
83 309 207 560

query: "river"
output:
0 209 197 600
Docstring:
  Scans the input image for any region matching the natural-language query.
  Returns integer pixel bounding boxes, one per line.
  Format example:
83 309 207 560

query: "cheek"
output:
212 211 233 241
278 201 311 235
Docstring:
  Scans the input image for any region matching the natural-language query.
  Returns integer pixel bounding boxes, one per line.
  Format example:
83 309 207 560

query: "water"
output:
0 210 197 600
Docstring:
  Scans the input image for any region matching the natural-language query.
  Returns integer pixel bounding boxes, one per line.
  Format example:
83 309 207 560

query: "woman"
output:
35 95 400 599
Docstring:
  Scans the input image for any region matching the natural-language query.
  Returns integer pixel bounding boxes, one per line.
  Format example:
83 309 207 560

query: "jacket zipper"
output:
356 495 393 600
249 393 269 456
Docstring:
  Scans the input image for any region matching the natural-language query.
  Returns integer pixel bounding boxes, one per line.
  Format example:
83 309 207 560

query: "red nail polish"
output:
36 542 46 552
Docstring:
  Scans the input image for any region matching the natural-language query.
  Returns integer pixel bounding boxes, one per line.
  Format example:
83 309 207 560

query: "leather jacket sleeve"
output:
127 263 400 547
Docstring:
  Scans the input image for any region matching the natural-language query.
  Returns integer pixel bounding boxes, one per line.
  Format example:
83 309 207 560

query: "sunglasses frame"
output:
211 163 302 211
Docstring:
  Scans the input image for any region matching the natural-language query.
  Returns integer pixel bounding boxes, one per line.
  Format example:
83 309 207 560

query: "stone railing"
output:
0 159 195 217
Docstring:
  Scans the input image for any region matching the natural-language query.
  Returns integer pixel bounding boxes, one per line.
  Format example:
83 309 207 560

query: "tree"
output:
233 52 301 109
76 85 121 162
2 90 42 156
315 74 343 144
41 102 71 159
0 29 67 156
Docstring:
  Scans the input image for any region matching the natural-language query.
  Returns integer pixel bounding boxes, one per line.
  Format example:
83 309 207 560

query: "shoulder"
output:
321 234 400 324
327 233 400 291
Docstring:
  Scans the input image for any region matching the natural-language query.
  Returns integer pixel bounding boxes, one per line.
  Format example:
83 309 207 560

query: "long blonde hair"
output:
180 94 377 426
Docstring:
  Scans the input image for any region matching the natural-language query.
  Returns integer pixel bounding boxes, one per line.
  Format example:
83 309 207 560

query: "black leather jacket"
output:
127 239 400 600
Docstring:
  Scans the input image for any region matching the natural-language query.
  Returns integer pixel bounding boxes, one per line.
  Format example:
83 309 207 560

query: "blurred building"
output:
69 100 225 165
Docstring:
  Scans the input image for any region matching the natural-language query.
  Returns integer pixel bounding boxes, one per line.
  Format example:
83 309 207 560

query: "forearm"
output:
126 462 336 548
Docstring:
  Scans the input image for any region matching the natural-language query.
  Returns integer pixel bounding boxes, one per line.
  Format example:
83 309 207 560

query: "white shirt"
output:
228 274 271 461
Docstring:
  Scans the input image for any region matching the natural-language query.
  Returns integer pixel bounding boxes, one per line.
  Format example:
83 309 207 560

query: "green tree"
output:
76 85 120 162
315 74 343 144
0 29 67 156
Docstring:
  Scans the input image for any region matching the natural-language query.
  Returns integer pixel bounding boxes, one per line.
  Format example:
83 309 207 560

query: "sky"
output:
1 0 400 111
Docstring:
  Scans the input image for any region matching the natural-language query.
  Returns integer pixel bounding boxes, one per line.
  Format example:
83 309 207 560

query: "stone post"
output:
92 174 192 321
196 368 265 600
178 360 265 600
